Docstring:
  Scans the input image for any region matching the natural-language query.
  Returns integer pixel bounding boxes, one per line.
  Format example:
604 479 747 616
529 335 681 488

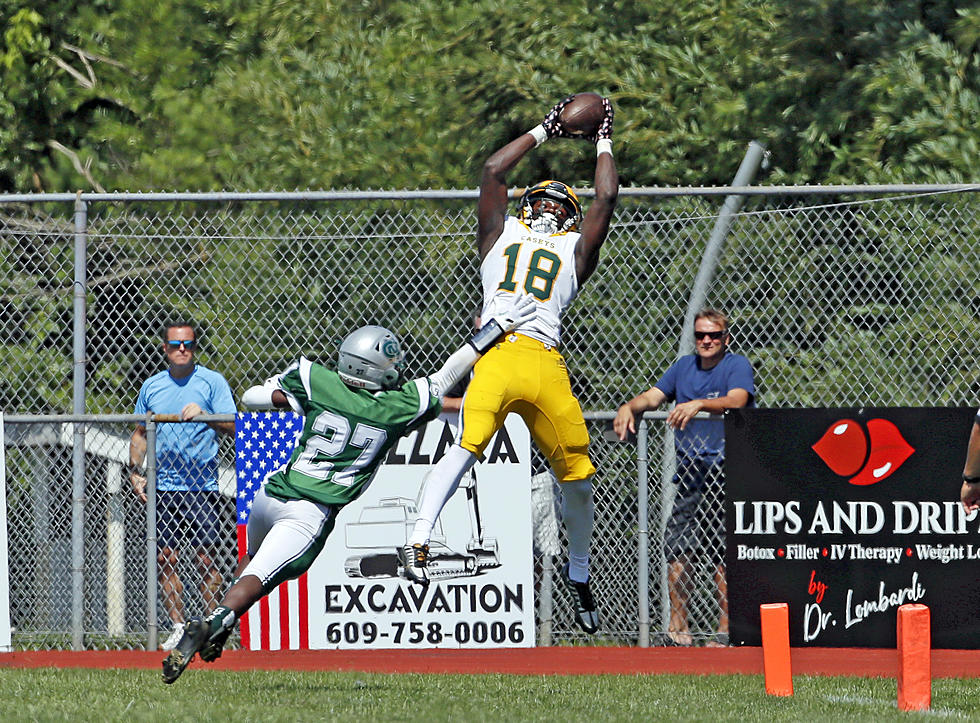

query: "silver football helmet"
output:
336 325 406 390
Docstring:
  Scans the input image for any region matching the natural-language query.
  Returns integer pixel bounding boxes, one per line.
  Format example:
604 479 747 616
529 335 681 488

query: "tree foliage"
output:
1 0 978 192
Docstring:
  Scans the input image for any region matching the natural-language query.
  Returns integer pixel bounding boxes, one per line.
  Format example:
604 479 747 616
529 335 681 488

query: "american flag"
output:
235 411 308 651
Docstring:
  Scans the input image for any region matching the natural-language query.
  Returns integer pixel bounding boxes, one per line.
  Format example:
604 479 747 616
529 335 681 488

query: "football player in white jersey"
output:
161 295 535 684
403 95 618 634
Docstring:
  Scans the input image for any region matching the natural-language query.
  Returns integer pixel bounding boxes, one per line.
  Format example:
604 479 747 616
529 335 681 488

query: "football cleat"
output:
161 617 209 684
397 543 430 586
561 563 599 634
160 622 184 651
199 626 232 663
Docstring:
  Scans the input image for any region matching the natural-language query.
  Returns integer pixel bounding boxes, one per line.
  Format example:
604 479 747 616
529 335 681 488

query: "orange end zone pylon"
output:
897 603 931 711
760 602 793 696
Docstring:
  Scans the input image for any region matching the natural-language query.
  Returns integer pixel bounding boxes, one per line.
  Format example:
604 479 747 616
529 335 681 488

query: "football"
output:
558 93 605 137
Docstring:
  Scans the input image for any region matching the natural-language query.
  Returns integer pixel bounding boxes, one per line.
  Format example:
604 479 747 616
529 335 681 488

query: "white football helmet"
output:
337 325 405 390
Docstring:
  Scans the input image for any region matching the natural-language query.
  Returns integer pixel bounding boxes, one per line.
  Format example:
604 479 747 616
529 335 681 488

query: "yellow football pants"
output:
460 333 595 482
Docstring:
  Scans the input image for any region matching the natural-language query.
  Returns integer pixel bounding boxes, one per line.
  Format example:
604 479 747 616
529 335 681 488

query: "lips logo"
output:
811 418 914 486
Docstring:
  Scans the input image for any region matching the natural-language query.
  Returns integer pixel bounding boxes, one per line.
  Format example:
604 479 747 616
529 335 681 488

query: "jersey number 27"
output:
291 410 387 487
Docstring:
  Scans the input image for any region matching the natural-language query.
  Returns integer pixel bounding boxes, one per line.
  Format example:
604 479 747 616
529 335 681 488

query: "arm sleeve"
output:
426 345 480 400
241 377 281 410
241 368 302 413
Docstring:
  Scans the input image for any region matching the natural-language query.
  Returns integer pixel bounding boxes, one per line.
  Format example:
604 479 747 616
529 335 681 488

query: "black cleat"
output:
199 626 232 663
397 543 430 586
561 563 599 634
161 617 208 684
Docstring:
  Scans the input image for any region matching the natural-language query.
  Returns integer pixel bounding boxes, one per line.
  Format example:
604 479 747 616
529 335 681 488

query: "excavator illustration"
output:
343 469 500 581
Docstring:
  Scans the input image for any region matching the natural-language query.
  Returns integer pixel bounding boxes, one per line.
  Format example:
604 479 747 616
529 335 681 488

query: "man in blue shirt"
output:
613 309 755 647
129 322 237 651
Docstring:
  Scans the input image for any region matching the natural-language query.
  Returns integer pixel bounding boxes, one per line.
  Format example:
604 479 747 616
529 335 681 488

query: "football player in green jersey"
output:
162 294 535 684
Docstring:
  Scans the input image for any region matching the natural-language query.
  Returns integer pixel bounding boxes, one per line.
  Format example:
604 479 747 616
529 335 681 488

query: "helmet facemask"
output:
518 181 583 234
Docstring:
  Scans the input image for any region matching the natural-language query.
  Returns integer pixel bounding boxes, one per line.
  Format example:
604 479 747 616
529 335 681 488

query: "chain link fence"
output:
2 416 239 650
2 187 978 649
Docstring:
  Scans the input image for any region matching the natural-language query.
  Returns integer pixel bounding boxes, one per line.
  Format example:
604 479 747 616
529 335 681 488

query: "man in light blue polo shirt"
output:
129 321 236 650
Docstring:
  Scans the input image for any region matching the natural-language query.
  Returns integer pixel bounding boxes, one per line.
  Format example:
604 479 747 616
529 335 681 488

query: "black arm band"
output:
964 475 980 485
468 319 505 355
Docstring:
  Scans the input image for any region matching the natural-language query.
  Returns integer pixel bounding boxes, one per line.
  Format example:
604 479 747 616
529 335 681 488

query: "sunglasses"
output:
694 330 726 341
165 339 197 350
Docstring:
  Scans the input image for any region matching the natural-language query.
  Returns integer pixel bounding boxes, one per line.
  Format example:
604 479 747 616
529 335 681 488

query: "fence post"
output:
106 460 126 636
70 193 88 650
145 415 159 650
636 418 650 647
678 140 767 355
538 554 553 646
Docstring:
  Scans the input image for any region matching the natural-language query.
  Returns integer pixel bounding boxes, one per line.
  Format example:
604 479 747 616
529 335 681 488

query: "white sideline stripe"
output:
823 694 966 719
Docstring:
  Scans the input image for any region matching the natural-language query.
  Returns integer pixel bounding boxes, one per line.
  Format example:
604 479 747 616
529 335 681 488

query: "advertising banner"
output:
235 411 533 649
726 407 979 648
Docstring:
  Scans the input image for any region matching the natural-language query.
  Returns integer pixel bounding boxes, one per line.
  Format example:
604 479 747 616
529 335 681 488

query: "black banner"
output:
725 407 979 648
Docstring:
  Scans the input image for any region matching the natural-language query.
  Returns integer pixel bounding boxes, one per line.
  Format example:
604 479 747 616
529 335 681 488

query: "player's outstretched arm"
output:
576 97 619 285
427 294 536 398
477 96 576 261
241 375 293 410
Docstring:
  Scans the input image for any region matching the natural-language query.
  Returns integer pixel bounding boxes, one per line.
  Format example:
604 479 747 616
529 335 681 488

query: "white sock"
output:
409 444 477 545
561 478 594 582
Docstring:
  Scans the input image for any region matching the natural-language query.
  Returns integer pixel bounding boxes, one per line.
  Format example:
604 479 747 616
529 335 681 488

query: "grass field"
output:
0 669 976 722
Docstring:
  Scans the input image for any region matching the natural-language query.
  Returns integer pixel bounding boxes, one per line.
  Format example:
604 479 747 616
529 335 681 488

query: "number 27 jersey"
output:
480 216 580 348
264 357 440 507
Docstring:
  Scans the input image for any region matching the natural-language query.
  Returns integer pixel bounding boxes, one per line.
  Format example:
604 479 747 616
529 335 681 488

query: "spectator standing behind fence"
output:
959 409 980 512
128 322 237 651
399 94 618 636
613 309 755 647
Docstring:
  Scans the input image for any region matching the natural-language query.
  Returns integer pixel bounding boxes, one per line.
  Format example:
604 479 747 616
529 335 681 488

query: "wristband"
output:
964 475 980 485
596 139 613 157
468 318 505 355
528 125 548 147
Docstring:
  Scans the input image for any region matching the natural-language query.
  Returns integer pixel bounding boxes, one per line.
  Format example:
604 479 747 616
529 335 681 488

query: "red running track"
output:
1 647 978 677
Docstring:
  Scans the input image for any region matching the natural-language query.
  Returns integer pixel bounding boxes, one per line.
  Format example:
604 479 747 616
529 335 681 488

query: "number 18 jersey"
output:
480 216 580 347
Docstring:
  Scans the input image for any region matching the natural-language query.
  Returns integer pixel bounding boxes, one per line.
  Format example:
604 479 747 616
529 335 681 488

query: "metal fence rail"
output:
3 411 714 650
2 185 979 649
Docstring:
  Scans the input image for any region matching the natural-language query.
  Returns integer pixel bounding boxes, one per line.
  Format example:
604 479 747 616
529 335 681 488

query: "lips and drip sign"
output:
726 407 980 648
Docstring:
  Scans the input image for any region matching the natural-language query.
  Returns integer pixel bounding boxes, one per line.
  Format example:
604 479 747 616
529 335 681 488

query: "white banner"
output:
309 413 534 649
0 413 11 652
239 412 534 650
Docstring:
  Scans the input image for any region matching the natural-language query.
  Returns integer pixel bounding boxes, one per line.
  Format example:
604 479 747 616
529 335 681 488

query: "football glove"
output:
494 292 536 333
589 97 614 144
469 294 537 354
541 95 577 139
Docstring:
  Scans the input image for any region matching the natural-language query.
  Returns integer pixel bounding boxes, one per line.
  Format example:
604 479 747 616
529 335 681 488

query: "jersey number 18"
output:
497 243 561 301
